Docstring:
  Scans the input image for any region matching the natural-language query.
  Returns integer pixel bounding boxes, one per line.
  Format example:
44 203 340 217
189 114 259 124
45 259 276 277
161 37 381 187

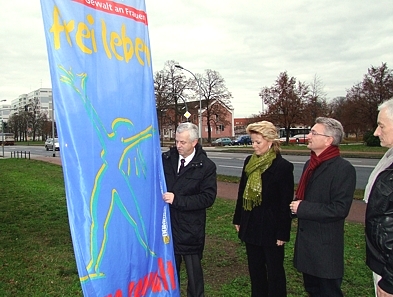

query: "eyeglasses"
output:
309 130 331 137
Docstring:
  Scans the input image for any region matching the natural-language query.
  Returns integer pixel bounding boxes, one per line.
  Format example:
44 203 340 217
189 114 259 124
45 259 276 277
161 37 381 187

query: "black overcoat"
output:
366 162 393 294
233 154 294 246
293 156 356 279
162 144 217 255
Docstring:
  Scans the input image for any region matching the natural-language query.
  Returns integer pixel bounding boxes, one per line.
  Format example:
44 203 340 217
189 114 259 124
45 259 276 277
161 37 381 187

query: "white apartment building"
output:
0 102 12 132
10 88 54 120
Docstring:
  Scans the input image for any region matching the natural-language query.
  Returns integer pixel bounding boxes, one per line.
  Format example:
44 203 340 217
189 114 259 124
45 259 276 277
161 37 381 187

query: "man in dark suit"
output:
162 122 217 297
290 117 356 297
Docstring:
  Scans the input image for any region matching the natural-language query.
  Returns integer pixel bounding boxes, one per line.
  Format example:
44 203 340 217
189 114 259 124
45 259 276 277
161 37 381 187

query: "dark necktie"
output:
178 159 185 174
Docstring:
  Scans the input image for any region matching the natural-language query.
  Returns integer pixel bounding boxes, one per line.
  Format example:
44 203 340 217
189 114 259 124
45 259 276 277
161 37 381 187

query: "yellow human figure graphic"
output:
59 66 155 282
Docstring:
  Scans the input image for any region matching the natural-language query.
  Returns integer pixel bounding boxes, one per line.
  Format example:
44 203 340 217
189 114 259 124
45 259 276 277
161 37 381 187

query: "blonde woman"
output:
233 121 294 297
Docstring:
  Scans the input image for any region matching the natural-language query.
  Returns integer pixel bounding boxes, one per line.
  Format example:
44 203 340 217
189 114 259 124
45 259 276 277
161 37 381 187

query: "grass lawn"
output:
0 159 374 296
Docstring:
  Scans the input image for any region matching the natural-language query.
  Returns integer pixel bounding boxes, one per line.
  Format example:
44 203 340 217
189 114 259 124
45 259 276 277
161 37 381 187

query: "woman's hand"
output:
234 225 240 232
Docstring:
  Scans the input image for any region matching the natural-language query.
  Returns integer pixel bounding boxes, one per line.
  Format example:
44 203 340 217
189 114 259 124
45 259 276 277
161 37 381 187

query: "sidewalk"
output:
29 155 366 225
217 181 366 225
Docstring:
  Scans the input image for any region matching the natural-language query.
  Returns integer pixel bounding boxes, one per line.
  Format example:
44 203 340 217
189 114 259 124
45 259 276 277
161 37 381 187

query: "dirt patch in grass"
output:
177 235 250 296
203 236 248 286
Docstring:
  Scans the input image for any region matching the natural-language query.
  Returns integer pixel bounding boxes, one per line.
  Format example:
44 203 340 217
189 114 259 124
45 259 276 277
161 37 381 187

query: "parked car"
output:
232 135 252 145
211 137 232 146
45 138 60 151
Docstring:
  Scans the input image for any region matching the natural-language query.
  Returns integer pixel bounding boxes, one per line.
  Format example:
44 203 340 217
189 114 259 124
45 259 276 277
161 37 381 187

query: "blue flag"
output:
40 1 179 296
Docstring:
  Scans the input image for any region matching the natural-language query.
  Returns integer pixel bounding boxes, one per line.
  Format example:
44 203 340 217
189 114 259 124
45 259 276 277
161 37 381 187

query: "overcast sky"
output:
0 1 392 117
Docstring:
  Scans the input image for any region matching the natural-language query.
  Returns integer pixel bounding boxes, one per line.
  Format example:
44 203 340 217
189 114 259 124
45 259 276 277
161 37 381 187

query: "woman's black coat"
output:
162 144 217 255
233 153 294 246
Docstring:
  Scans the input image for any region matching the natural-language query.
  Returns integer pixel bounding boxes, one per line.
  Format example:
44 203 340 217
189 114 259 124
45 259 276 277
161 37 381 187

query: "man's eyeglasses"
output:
309 130 331 137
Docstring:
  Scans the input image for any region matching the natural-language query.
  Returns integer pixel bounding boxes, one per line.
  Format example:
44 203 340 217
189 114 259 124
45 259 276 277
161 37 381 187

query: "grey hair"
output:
176 122 199 141
378 97 393 121
315 117 344 146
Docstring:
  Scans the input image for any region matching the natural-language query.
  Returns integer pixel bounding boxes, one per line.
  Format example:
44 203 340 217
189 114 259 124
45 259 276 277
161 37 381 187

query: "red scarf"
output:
295 145 340 200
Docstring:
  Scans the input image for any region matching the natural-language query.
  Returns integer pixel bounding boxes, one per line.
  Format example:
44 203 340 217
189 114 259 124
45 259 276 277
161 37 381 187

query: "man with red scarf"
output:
290 117 356 297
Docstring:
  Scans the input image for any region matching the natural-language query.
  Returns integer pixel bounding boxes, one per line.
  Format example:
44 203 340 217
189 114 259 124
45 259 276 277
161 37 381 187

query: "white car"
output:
279 134 308 144
292 134 308 144
45 138 60 151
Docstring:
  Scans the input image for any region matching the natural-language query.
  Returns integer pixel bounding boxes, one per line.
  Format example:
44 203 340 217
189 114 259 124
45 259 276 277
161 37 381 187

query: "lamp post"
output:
163 92 190 121
0 99 6 157
178 94 190 122
175 65 203 145
50 95 56 157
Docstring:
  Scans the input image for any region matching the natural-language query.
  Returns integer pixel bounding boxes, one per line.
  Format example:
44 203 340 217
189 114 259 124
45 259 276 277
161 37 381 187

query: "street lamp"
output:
162 92 190 121
50 95 56 157
178 94 191 122
175 64 203 145
0 99 6 157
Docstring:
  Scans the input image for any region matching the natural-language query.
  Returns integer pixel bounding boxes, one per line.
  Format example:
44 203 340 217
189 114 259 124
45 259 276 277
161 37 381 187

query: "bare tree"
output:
8 112 25 141
346 63 393 132
154 60 189 140
24 98 49 141
328 96 363 139
197 69 233 143
154 70 172 143
8 101 52 141
303 74 329 126
41 118 53 140
155 62 233 143
7 113 19 140
259 71 309 143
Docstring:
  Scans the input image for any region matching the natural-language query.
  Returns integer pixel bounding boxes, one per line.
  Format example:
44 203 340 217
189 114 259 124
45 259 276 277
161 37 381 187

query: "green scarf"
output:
243 149 276 211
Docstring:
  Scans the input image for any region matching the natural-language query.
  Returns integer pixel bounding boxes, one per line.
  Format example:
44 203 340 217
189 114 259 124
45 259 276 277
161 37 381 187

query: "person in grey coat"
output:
290 117 356 297
162 122 217 297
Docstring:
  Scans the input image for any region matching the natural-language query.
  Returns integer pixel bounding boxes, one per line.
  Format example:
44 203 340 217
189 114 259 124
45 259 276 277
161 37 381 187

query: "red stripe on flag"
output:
72 0 148 25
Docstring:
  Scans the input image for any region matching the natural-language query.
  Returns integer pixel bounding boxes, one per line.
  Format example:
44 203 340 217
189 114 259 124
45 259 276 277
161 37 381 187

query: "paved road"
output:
2 144 378 190
205 150 377 190
6 153 366 225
